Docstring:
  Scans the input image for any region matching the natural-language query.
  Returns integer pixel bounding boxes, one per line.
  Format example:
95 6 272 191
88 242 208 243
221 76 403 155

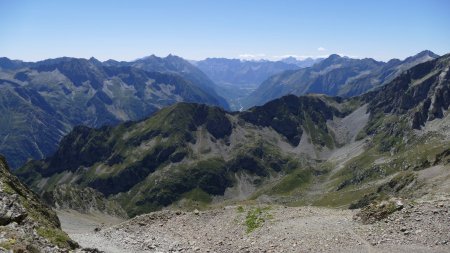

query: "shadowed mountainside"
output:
0 55 229 169
16 54 450 218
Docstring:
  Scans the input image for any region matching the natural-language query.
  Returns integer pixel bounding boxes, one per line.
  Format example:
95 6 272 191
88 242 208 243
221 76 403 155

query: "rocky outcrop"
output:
0 155 78 252
244 50 439 108
0 193 27 226
366 54 450 129
240 95 346 147
354 198 404 224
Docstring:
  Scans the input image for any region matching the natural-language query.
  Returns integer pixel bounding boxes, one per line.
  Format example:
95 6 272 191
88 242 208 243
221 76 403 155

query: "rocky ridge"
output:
0 155 78 252
245 50 439 108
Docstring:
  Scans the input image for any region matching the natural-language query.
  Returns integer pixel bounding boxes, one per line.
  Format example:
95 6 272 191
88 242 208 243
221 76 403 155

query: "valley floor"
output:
58 196 449 253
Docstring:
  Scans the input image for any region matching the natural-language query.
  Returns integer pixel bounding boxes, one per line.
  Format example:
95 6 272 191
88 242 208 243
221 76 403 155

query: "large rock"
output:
0 155 79 252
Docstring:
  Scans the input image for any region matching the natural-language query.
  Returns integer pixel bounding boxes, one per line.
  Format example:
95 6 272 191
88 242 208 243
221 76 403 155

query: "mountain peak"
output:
405 50 439 62
0 57 19 69
316 54 344 67
416 50 439 58
165 54 185 62
401 50 439 65
88 57 102 65
328 54 342 60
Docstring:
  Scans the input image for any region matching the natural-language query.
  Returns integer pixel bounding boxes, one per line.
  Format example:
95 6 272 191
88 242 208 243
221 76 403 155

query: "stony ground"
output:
58 195 450 253
360 196 450 250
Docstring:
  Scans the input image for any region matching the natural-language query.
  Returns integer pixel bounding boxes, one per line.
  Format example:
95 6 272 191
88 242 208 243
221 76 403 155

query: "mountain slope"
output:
17 94 358 216
244 50 439 108
16 54 450 218
0 156 78 251
104 54 229 110
0 56 228 168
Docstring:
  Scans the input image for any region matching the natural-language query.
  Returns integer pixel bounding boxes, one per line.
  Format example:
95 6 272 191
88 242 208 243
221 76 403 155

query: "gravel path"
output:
58 198 450 253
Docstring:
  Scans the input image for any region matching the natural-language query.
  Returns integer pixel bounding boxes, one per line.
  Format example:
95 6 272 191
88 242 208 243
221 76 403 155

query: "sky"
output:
1 0 449 62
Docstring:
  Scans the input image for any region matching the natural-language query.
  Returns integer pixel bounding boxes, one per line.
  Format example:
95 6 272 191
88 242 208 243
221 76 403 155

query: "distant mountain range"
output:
193 57 322 110
17 53 450 217
0 55 228 168
279 56 324 67
243 50 439 108
103 54 229 109
0 51 441 169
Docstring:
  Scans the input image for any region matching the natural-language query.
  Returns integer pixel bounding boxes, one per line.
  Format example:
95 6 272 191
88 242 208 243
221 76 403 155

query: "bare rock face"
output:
0 193 27 225
0 155 79 252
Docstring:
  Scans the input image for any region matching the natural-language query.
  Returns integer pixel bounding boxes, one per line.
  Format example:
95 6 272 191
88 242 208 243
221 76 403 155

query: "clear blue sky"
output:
1 0 449 61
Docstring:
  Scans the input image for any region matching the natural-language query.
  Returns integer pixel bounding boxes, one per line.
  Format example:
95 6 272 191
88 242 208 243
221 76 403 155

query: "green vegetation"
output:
1 56 229 169
245 206 272 233
312 186 378 207
303 114 335 149
16 54 450 218
0 156 77 250
36 227 75 249
356 199 403 224
183 188 213 203
269 168 312 195
240 95 343 147
0 239 15 250
378 171 416 194
122 158 231 216
2 182 15 195
177 188 214 211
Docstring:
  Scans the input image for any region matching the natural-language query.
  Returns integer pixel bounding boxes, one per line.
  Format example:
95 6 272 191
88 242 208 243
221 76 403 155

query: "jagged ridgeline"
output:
244 50 439 108
0 55 229 169
17 54 450 217
17 93 358 216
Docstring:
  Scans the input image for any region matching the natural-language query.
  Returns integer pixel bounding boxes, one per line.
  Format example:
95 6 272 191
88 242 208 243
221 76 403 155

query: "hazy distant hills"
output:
279 56 324 68
193 57 322 110
0 56 229 168
17 53 450 216
244 50 439 108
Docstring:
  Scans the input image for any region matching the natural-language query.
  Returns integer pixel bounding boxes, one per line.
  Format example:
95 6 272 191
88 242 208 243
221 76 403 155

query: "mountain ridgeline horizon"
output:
0 54 230 169
16 53 450 218
0 50 440 169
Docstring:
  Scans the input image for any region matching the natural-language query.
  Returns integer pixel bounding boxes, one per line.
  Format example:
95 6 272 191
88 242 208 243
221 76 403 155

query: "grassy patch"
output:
183 187 212 203
269 168 312 195
2 182 15 195
312 185 377 207
0 239 15 250
245 206 272 233
36 227 73 249
303 114 335 149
